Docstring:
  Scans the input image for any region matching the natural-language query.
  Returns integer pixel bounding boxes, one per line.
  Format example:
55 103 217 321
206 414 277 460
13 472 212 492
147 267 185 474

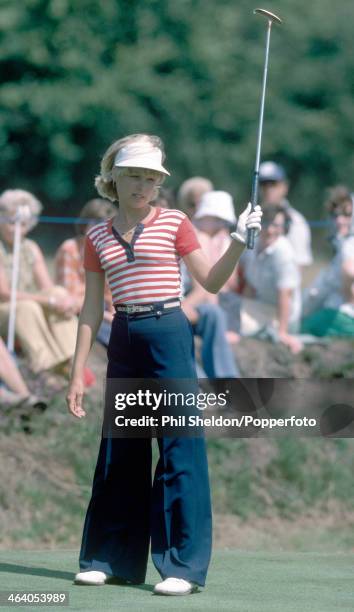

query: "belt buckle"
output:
126 305 138 314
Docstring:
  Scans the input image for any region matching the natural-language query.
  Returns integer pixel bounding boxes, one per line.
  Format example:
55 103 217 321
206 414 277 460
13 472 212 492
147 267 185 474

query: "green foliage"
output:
0 0 354 215
207 437 354 518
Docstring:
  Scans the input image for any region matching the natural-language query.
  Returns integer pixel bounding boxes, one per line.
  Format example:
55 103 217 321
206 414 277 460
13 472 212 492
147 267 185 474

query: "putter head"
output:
254 8 282 24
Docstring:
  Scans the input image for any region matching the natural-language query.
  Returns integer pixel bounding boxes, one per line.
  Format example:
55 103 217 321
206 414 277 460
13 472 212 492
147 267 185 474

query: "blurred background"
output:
1 0 354 554
1 0 353 253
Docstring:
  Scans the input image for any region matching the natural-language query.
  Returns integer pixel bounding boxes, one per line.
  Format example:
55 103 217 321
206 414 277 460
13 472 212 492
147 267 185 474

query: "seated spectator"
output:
302 186 354 336
154 188 240 378
55 198 118 347
181 271 241 379
177 176 213 218
193 191 241 342
240 205 303 354
259 161 313 267
0 337 46 409
0 189 77 375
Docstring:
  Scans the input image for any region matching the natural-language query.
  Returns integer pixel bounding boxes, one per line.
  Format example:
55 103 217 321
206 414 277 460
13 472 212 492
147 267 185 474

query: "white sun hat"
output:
194 190 236 224
114 141 170 176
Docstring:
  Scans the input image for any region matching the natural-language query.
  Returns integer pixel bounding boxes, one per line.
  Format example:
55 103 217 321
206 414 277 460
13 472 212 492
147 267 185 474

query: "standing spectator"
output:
177 177 213 218
0 189 77 375
302 186 354 336
55 198 118 347
259 161 313 267
241 205 303 354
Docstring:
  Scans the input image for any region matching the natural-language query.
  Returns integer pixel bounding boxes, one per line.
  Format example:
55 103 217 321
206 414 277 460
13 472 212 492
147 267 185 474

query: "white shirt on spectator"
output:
303 235 354 315
282 199 313 266
242 235 302 328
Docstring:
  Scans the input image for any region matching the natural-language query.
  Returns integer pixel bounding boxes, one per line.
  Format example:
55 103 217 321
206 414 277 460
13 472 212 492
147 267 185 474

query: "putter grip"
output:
247 227 256 249
248 171 259 250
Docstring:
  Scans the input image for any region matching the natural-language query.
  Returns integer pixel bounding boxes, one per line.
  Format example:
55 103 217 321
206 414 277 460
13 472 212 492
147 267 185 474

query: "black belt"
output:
114 298 181 316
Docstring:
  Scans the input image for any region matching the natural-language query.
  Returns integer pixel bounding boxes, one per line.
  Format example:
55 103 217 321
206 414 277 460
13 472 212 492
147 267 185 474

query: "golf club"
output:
247 8 283 249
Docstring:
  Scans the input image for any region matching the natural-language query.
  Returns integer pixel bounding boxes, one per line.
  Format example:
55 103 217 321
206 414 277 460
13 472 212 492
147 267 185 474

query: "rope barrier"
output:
0 216 96 224
0 215 331 227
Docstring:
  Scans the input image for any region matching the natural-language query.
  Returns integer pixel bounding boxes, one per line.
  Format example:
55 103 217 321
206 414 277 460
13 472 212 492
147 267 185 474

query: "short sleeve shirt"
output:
242 235 302 325
284 202 313 266
304 235 354 311
55 236 112 310
84 207 200 304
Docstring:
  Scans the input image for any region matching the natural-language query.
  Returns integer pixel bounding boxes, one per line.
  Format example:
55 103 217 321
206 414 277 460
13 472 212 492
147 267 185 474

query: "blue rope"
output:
36 216 94 224
0 215 330 227
308 220 330 228
0 216 98 224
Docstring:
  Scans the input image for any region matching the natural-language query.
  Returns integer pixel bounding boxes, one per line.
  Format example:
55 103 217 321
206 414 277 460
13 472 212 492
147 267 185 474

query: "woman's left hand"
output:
66 376 86 418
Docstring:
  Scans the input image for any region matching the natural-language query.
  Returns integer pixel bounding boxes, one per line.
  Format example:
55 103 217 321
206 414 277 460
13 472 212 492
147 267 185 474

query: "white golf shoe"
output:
153 577 199 595
74 570 108 585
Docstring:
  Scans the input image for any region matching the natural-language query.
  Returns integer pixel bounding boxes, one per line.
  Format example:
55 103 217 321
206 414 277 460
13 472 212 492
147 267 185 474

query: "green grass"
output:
0 550 353 611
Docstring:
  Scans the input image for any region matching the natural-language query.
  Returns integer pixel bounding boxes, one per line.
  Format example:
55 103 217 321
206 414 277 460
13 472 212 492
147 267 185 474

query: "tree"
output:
0 0 353 220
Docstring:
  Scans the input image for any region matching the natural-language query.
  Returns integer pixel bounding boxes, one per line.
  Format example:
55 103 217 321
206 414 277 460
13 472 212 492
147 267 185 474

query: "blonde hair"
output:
0 189 43 230
95 134 166 203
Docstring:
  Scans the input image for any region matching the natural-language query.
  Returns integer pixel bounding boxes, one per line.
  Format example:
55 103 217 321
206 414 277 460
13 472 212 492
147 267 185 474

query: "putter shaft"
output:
247 8 282 249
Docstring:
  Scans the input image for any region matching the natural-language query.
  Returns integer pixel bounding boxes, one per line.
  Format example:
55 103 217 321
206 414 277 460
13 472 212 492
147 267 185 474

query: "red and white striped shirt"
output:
83 207 200 304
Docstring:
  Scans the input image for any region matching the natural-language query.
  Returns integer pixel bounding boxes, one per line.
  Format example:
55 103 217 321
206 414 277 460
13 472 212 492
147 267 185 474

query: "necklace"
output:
112 219 137 237
114 206 152 237
122 226 136 238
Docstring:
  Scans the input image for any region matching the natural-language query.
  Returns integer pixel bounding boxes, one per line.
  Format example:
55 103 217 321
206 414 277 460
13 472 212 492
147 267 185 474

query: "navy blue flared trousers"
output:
79 306 212 586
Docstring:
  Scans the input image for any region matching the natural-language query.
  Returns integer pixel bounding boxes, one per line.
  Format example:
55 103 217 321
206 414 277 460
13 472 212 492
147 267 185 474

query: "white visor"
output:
114 142 170 176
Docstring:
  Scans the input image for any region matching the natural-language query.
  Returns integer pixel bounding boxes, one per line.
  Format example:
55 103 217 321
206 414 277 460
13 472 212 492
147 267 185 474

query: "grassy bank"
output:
2 386 354 551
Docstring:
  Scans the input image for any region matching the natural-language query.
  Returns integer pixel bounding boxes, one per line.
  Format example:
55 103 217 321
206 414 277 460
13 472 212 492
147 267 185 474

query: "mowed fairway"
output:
0 550 353 611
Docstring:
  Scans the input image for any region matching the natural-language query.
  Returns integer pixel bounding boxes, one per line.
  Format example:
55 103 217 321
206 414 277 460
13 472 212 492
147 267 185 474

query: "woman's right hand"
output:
66 376 86 418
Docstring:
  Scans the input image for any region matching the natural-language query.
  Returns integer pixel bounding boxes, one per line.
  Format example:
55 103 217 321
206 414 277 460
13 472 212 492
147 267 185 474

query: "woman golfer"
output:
66 133 262 596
